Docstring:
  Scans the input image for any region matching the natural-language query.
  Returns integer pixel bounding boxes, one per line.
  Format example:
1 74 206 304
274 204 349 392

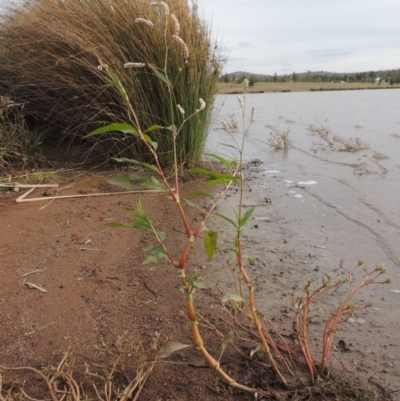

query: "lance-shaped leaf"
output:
148 64 172 87
108 69 129 101
240 208 254 227
193 280 214 289
205 153 236 170
204 230 218 259
86 122 138 138
190 168 237 182
114 158 158 173
157 341 191 359
142 244 168 264
221 330 235 355
107 174 166 191
213 212 237 229
182 198 203 213
189 191 215 200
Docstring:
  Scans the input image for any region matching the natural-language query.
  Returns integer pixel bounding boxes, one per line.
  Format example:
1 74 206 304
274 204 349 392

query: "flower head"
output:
172 34 189 61
135 18 154 28
221 120 232 136
177 104 185 116
124 62 146 68
197 98 206 111
250 106 255 122
151 2 170 15
171 14 180 34
237 95 244 109
97 64 108 71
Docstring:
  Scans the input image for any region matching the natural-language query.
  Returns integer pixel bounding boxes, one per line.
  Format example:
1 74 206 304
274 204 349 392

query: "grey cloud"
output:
305 49 353 59
237 42 252 48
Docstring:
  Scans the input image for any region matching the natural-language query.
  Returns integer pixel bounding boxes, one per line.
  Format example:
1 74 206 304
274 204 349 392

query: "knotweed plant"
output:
87 4 259 394
86 2 391 394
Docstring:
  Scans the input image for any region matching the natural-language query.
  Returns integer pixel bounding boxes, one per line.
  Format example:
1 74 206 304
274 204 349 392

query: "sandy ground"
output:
0 168 398 400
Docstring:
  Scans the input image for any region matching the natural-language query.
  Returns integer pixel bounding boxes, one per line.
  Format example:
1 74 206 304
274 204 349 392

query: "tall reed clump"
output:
0 0 220 165
0 95 44 171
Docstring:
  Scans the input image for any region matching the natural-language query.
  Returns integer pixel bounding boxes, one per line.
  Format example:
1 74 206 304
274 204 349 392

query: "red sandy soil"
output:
0 171 395 400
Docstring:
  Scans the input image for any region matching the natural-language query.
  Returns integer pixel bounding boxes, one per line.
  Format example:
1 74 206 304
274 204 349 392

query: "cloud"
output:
305 49 353 59
237 42 252 48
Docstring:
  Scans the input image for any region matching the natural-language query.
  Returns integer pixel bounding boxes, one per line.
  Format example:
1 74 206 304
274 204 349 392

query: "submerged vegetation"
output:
0 0 221 166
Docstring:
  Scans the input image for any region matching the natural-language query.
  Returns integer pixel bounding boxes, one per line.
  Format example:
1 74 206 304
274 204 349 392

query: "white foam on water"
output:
264 170 281 174
294 194 303 198
348 318 365 324
288 190 296 194
284 180 295 184
297 180 317 185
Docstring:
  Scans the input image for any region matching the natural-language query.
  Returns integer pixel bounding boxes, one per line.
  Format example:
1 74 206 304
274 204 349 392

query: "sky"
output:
198 0 400 75
1 0 399 76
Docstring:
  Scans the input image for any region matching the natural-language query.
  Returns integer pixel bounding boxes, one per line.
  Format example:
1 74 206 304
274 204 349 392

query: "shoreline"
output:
218 82 400 94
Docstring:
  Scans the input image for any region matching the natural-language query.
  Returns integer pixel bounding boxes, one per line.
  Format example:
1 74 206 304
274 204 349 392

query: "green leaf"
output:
240 208 254 227
206 178 235 187
220 292 245 303
148 64 172 87
221 330 235 354
205 153 236 169
193 280 214 289
213 212 237 229
147 176 167 191
113 158 159 173
204 230 218 259
157 341 191 359
108 174 152 190
219 143 238 150
165 125 177 132
107 174 166 191
86 123 138 138
108 69 129 101
190 168 234 180
142 244 168 264
189 191 215 200
182 198 203 213
143 124 164 134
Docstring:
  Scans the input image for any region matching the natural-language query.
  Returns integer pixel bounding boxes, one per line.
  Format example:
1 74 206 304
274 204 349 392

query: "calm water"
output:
206 89 400 272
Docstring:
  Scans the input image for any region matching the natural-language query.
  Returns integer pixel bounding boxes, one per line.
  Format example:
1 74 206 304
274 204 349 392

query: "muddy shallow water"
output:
205 89 400 393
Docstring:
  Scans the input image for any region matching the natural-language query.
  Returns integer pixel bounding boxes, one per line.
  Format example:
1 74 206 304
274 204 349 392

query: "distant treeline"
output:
220 69 400 86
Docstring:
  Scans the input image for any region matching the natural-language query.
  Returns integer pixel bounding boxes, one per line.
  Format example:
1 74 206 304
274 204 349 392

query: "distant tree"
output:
368 71 376 82
273 72 278 82
292 71 298 82
222 74 230 83
249 75 257 87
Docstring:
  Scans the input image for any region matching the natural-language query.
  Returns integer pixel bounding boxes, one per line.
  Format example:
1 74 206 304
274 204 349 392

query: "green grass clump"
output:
0 0 221 166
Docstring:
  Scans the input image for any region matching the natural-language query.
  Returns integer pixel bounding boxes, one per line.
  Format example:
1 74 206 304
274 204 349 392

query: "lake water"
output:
205 88 400 386
207 89 400 273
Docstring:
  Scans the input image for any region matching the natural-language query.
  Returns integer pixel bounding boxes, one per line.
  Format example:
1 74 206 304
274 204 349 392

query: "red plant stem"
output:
319 271 384 373
178 236 194 269
179 271 256 393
